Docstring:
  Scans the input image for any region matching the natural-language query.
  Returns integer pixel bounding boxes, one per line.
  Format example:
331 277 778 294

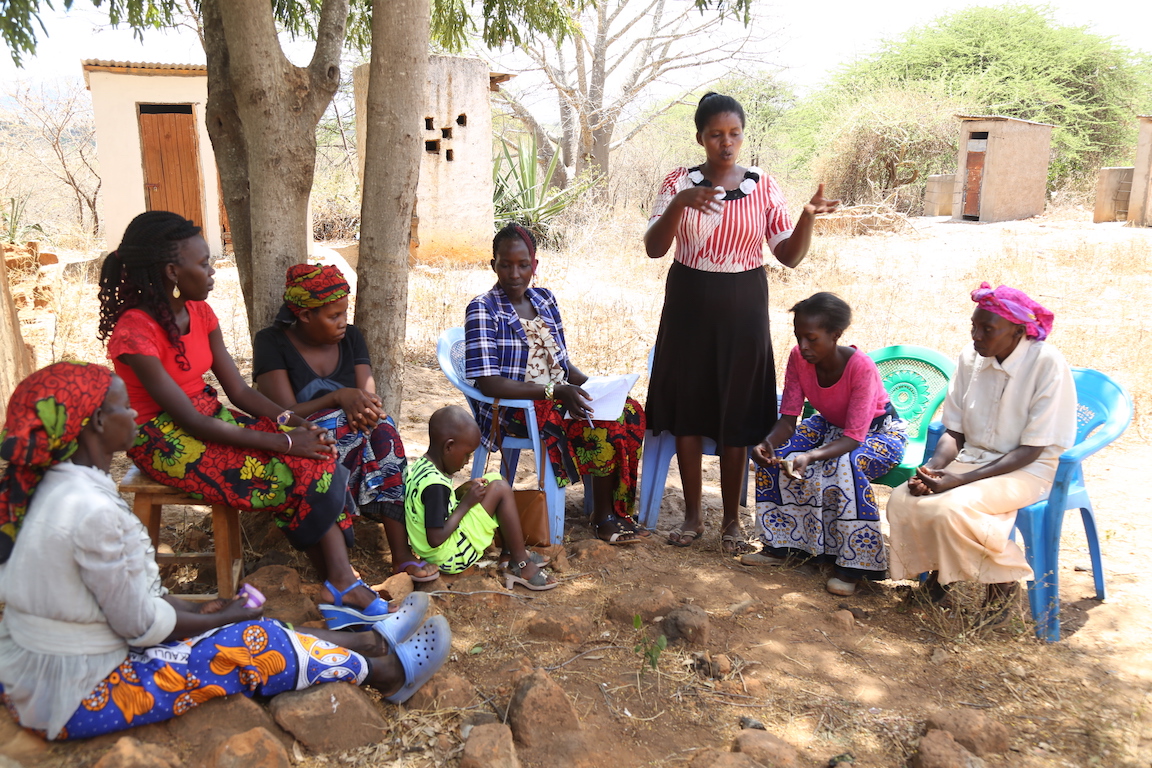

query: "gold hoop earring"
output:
172 284 181 299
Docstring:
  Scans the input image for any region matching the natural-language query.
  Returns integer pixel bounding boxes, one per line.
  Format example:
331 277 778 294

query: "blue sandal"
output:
384 615 452 704
319 579 391 630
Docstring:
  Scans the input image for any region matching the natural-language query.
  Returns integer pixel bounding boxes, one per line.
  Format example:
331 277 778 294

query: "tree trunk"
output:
356 0 430 419
0 257 33 422
202 0 347 335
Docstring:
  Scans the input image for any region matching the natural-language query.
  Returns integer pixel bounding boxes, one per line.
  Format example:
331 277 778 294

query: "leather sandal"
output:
393 560 440 583
666 527 703 547
503 559 559 591
596 517 642 545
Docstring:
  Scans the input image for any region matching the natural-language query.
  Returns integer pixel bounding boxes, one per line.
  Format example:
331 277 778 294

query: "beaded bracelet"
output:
543 382 555 400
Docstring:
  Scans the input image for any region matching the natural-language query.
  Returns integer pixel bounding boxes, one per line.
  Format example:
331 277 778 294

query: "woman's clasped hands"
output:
908 465 964 496
286 421 338 459
332 387 383 433
752 439 812 478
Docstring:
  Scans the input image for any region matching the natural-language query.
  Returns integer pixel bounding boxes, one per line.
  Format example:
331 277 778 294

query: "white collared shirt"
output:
942 338 1077 483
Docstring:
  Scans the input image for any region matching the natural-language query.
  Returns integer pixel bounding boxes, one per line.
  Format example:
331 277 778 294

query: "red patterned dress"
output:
107 302 351 549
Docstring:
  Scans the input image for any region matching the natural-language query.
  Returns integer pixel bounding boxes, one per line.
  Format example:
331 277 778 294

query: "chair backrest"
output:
1069 367 1133 448
868 345 956 441
436 327 483 418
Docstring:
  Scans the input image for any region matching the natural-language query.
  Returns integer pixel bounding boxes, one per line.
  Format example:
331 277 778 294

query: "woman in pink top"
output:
746 293 906 596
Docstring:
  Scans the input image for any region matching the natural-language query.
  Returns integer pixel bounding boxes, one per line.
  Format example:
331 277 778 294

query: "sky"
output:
1 1 1150 97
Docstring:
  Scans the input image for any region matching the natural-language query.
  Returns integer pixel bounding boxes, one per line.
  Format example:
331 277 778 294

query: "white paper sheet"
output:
579 373 641 422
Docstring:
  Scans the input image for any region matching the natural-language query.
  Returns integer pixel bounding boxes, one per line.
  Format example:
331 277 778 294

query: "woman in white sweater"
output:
0 362 449 741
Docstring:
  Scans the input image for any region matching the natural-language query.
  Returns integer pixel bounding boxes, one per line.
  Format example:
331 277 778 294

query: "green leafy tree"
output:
790 6 1152 199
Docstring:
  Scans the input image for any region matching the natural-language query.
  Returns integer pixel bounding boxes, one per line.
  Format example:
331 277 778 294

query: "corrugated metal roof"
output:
955 114 1055 127
82 59 206 71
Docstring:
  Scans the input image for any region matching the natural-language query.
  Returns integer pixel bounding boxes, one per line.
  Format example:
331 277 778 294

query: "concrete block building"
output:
952 116 1052 223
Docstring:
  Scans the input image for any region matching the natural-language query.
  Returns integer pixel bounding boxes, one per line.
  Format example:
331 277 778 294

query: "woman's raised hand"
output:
675 186 726 216
803 183 840 216
335 388 383 432
287 422 337 459
556 383 593 421
751 438 780 468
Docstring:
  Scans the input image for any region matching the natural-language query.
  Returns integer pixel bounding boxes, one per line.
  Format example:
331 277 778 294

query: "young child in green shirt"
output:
404 405 557 590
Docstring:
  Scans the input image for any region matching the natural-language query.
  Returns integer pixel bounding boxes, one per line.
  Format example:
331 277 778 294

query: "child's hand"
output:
457 477 490 509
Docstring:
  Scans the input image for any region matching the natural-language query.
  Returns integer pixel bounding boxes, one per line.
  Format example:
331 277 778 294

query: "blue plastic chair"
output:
867 345 956 487
636 347 751 530
437 327 584 545
921 367 1132 641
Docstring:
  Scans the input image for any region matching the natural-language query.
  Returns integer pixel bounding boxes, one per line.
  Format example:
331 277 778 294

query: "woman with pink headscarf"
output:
886 283 1076 617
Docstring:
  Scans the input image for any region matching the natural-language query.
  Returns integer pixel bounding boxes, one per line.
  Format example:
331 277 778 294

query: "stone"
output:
269 685 387 752
547 548 571 574
661 604 710 645
930 648 949 664
0 755 21 768
251 550 293 572
460 723 521 768
372 572 415 603
243 566 322 625
829 609 856 632
507 669 581 748
244 565 301 596
208 727 290 768
261 593 323 625
690 748 767 767
569 539 616 563
92 737 182 768
526 607 594 644
912 730 987 768
0 730 47 764
733 730 798 767
406 671 480 710
605 587 679 624
838 603 869 620
168 692 291 753
925 709 1011 755
711 654 733 678
448 573 514 607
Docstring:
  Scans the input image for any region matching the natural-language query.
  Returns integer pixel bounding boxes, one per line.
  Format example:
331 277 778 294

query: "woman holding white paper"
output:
464 224 648 544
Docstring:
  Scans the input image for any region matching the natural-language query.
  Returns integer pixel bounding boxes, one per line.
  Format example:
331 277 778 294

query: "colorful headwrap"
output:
0 361 114 563
282 264 350 318
970 282 1054 341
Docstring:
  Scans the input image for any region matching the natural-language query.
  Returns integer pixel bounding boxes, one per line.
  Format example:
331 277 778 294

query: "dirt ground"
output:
10 212 1152 767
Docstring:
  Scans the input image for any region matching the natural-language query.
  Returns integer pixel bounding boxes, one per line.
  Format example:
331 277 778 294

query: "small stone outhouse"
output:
82 60 226 255
952 115 1053 223
1126 116 1152 227
354 55 498 261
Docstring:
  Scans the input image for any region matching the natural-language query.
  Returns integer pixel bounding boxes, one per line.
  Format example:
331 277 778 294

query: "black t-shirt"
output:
251 324 371 402
421 485 451 529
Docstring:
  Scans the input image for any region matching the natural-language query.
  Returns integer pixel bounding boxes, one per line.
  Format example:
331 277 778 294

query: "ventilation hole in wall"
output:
425 140 440 153
456 114 467 126
445 149 455 161
424 117 434 130
441 127 452 139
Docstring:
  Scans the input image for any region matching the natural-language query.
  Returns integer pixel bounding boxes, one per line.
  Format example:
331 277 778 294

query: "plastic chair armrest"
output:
923 421 946 457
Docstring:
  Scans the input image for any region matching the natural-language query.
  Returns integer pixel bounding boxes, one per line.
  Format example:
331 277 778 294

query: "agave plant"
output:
3 196 45 245
492 135 596 241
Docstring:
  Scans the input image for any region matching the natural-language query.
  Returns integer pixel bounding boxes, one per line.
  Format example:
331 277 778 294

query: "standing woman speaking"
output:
644 92 839 553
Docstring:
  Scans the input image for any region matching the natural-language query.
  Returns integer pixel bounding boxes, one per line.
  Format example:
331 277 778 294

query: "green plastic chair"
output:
867 345 956 487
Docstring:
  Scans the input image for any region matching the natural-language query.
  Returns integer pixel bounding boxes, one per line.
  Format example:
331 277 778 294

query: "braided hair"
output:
694 92 745 133
97 211 202 371
492 222 537 260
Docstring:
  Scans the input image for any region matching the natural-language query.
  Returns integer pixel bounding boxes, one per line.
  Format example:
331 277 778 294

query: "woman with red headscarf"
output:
463 224 647 550
97 211 395 631
886 283 1076 616
253 264 436 583
0 362 448 741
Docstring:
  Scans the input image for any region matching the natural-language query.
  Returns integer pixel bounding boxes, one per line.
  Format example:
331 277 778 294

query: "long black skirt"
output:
645 261 776 447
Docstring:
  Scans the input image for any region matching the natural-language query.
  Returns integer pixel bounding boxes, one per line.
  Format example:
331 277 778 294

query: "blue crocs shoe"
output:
384 615 452 704
319 579 391 630
371 591 430 649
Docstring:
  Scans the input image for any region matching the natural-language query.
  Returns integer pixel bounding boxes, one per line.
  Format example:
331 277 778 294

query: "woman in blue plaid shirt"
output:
463 224 647 544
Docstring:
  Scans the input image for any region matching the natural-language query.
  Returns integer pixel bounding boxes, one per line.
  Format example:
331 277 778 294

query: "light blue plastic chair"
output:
636 347 751 530
867 345 956 487
922 367 1132 641
437 327 582 545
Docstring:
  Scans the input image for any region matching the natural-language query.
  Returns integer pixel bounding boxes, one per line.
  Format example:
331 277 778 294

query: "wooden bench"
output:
119 466 243 601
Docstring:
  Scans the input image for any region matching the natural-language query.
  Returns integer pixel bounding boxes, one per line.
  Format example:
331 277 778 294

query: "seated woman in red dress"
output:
97 211 390 631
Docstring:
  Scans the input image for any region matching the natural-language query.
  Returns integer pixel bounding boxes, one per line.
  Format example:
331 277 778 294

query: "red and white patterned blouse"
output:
648 166 794 273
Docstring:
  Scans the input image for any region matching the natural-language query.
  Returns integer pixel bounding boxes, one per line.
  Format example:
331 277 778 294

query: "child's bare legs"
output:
483 478 548 583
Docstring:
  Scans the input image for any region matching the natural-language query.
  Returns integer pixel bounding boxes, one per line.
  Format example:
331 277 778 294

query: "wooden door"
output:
139 104 204 228
961 132 988 221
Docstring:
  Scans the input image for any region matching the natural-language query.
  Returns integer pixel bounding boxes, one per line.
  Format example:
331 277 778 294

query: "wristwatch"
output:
275 409 294 427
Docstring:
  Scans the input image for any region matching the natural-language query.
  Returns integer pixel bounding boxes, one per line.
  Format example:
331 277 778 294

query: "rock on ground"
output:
912 729 987 768
0 731 46 765
244 565 322 625
525 607 594 644
208 727 290 768
605 587 678 624
662 605 710 645
829 609 856 632
167 694 291 753
690 748 768 767
507 669 581 748
92 737 183 768
406 671 480 710
460 723 520 768
925 709 1011 755
732 730 799 767
269 685 387 752
568 539 617 563
372 572 415 602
